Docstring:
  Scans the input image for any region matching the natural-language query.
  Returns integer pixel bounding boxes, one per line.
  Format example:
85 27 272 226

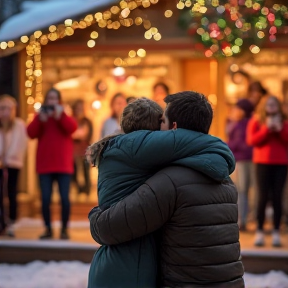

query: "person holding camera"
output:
27 88 77 240
247 96 288 247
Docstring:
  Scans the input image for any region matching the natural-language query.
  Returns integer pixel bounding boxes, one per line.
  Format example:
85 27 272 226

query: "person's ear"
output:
172 122 177 130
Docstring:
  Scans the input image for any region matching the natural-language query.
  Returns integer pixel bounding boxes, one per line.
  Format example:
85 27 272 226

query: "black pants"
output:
39 173 71 230
256 164 287 230
73 157 91 195
0 168 20 231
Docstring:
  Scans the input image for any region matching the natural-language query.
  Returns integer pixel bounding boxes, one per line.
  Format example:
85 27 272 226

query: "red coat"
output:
27 113 77 174
247 116 288 165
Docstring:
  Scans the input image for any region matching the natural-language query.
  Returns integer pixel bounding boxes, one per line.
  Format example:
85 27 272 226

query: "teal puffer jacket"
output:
88 129 235 288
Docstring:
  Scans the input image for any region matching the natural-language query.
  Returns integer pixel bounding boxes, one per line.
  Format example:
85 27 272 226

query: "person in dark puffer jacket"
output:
87 96 236 288
89 92 244 288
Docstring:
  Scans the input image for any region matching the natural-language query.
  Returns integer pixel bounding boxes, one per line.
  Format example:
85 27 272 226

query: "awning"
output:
0 0 117 42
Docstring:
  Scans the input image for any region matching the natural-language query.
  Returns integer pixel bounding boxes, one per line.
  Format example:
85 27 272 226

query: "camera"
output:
41 105 55 113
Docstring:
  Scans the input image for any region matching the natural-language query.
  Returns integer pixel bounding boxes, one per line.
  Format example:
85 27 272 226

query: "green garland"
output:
177 0 288 57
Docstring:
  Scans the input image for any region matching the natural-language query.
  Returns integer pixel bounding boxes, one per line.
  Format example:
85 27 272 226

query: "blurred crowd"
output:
1 79 288 247
226 81 288 247
0 82 170 240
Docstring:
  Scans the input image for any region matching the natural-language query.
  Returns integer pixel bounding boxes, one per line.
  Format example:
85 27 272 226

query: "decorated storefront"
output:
0 0 288 215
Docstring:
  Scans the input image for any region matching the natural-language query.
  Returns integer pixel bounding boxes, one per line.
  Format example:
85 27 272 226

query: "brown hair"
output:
44 88 62 105
121 98 163 133
87 98 163 166
256 95 285 124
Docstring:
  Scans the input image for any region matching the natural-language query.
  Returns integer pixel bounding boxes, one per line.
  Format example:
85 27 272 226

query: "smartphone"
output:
41 105 55 113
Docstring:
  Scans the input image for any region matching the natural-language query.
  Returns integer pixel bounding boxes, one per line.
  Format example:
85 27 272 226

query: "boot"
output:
60 228 69 240
39 228 53 240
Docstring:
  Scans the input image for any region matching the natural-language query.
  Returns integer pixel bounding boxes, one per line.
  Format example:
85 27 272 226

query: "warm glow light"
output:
21 36 29 43
34 70 42 77
49 25 57 32
126 76 137 85
137 48 146 57
54 78 80 89
91 31 99 39
121 8 130 18
34 102 42 110
230 64 239 72
113 67 125 76
0 42 8 49
114 58 123 66
154 33 162 41
34 31 42 38
92 100 102 110
128 50 137 58
65 19 73 27
164 10 173 18
7 41 15 48
135 17 143 25
177 1 185 9
87 40 96 48
27 97 35 105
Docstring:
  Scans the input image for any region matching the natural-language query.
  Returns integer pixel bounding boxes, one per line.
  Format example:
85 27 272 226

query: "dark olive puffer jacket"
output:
90 166 244 288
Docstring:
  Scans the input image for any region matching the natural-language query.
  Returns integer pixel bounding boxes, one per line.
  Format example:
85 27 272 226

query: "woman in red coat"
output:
247 96 288 247
27 88 77 240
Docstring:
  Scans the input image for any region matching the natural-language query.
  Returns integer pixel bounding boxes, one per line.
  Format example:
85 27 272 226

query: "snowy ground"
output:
1 261 288 288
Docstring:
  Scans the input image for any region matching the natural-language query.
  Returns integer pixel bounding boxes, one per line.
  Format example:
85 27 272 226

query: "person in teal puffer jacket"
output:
87 95 235 288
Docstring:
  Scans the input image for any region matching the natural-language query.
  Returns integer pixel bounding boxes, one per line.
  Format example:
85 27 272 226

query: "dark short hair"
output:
164 91 213 134
248 81 267 95
153 82 170 95
121 98 163 133
44 88 62 104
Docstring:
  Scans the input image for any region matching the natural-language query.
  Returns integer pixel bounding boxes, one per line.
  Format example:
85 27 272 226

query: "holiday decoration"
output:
0 0 287 102
176 0 288 58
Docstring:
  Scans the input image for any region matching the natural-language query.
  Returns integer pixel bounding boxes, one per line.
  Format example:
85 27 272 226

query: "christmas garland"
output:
177 0 288 57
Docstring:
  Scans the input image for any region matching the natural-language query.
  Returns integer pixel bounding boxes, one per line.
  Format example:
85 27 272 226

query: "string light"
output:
0 0 287 101
177 0 288 58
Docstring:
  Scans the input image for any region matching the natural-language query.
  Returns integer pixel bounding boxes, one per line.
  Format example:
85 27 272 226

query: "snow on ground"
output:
1 261 288 288
0 261 90 288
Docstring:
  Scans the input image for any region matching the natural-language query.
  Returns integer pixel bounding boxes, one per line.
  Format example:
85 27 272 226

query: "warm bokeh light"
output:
87 40 96 48
137 48 146 57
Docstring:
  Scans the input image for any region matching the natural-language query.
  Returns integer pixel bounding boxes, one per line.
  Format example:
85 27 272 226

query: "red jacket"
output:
27 113 77 174
247 116 288 165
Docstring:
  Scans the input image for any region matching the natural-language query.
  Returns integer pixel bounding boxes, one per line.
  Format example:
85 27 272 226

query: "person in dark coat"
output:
89 92 244 288
87 96 236 288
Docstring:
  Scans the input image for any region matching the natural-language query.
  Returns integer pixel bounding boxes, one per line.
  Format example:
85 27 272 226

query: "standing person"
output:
247 96 288 247
88 92 244 288
0 95 27 237
27 88 77 240
101 93 126 138
248 81 267 108
152 82 170 109
227 99 254 231
71 99 93 198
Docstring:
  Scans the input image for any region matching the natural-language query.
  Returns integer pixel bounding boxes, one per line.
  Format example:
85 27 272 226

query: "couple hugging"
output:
87 91 244 288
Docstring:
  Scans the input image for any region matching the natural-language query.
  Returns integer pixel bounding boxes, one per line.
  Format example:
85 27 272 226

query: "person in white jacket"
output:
0 95 27 237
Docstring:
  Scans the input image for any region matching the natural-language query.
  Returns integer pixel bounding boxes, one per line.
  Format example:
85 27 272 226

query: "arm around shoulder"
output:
89 171 177 245
131 129 206 168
